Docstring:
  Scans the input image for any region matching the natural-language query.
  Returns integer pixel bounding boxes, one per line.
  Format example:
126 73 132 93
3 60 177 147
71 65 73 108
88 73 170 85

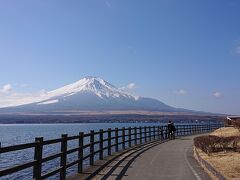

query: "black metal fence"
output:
0 123 223 179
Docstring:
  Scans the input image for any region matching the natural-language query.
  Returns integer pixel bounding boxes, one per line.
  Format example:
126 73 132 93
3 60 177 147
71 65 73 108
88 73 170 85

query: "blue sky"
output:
0 0 240 114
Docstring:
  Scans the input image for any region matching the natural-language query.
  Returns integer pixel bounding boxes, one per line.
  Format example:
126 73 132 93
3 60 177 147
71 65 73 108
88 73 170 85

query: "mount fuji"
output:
0 76 189 114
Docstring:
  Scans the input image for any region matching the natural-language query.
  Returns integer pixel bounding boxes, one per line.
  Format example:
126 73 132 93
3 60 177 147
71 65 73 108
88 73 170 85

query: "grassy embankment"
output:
194 127 240 179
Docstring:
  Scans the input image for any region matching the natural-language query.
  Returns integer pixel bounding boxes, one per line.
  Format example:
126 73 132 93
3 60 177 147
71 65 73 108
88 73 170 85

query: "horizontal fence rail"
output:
0 123 223 179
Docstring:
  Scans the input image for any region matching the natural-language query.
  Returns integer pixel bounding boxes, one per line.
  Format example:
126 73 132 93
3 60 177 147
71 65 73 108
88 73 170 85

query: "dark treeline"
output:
0 114 225 124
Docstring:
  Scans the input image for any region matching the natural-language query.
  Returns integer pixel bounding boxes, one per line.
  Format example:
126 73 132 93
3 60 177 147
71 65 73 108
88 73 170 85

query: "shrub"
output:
219 136 238 152
194 135 220 155
232 120 240 130
194 135 240 155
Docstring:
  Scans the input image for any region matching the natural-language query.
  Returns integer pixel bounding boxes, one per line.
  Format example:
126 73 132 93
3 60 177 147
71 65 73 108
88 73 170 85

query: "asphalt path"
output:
120 135 211 180
70 135 211 180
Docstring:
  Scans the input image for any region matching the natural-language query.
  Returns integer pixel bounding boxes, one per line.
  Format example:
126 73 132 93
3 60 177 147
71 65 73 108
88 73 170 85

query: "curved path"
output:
120 135 210 180
70 135 210 180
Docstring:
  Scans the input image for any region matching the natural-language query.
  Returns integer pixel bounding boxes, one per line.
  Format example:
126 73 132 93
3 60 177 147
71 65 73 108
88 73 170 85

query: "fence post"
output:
128 127 132 147
60 134 68 180
178 125 180 136
115 128 118 152
182 125 184 136
165 126 168 139
173 125 179 138
153 126 156 140
160 127 164 140
140 127 143 144
99 129 103 160
108 128 112 155
134 127 137 145
157 126 160 139
144 126 147 142
90 130 94 165
33 137 43 179
78 132 84 173
149 127 151 141
122 127 125 149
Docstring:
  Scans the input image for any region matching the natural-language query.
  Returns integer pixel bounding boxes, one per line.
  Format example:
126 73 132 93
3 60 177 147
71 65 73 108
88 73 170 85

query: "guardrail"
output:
0 123 223 179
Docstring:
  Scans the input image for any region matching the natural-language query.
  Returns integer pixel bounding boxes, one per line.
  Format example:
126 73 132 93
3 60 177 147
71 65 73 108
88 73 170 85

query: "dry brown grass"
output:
195 127 240 179
196 148 240 179
210 127 240 137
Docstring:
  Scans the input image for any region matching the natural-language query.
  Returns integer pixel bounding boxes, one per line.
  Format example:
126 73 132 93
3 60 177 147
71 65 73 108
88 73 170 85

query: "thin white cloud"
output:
126 83 137 90
127 46 137 54
120 83 137 91
0 84 12 93
105 1 111 7
213 91 222 98
175 89 187 95
19 83 28 88
235 46 240 54
40 89 47 96
0 88 51 108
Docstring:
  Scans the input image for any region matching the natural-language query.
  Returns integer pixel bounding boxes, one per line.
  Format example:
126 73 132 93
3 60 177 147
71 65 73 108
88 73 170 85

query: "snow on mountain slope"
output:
0 76 177 112
46 76 139 100
37 99 59 105
0 77 138 108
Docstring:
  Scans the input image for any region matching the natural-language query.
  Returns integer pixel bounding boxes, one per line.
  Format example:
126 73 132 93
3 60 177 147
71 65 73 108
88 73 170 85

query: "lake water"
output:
0 123 167 179
0 123 166 147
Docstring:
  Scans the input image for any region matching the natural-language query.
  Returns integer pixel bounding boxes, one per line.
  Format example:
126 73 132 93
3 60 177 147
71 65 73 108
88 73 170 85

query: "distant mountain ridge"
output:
0 76 201 114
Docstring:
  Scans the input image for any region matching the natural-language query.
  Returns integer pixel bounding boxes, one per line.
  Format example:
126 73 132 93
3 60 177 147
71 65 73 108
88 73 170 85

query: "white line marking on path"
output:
184 145 202 180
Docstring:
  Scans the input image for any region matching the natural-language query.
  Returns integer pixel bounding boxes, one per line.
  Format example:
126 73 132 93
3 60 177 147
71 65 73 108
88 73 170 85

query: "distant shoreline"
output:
0 113 225 124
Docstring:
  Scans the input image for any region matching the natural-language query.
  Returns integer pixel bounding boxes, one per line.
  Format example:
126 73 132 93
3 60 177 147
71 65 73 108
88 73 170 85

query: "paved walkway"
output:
121 135 210 180
71 135 210 180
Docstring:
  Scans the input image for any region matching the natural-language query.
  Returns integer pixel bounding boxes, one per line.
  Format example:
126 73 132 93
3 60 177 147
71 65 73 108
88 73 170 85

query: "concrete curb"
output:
193 147 226 180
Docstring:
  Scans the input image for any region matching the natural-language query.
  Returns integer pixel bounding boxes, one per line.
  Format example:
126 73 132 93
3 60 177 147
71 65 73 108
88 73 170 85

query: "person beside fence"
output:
167 121 173 139
167 121 177 139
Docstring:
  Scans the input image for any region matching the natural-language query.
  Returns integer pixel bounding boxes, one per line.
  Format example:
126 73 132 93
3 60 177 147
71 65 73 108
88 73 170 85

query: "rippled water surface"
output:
0 123 165 179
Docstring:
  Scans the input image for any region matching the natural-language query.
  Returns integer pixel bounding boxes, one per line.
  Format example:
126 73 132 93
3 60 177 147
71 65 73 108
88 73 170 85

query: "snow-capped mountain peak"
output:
0 76 177 113
47 76 138 100
0 77 139 108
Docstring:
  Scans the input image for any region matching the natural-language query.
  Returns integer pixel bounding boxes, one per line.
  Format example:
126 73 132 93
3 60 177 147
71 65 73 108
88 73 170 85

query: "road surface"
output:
70 135 210 180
